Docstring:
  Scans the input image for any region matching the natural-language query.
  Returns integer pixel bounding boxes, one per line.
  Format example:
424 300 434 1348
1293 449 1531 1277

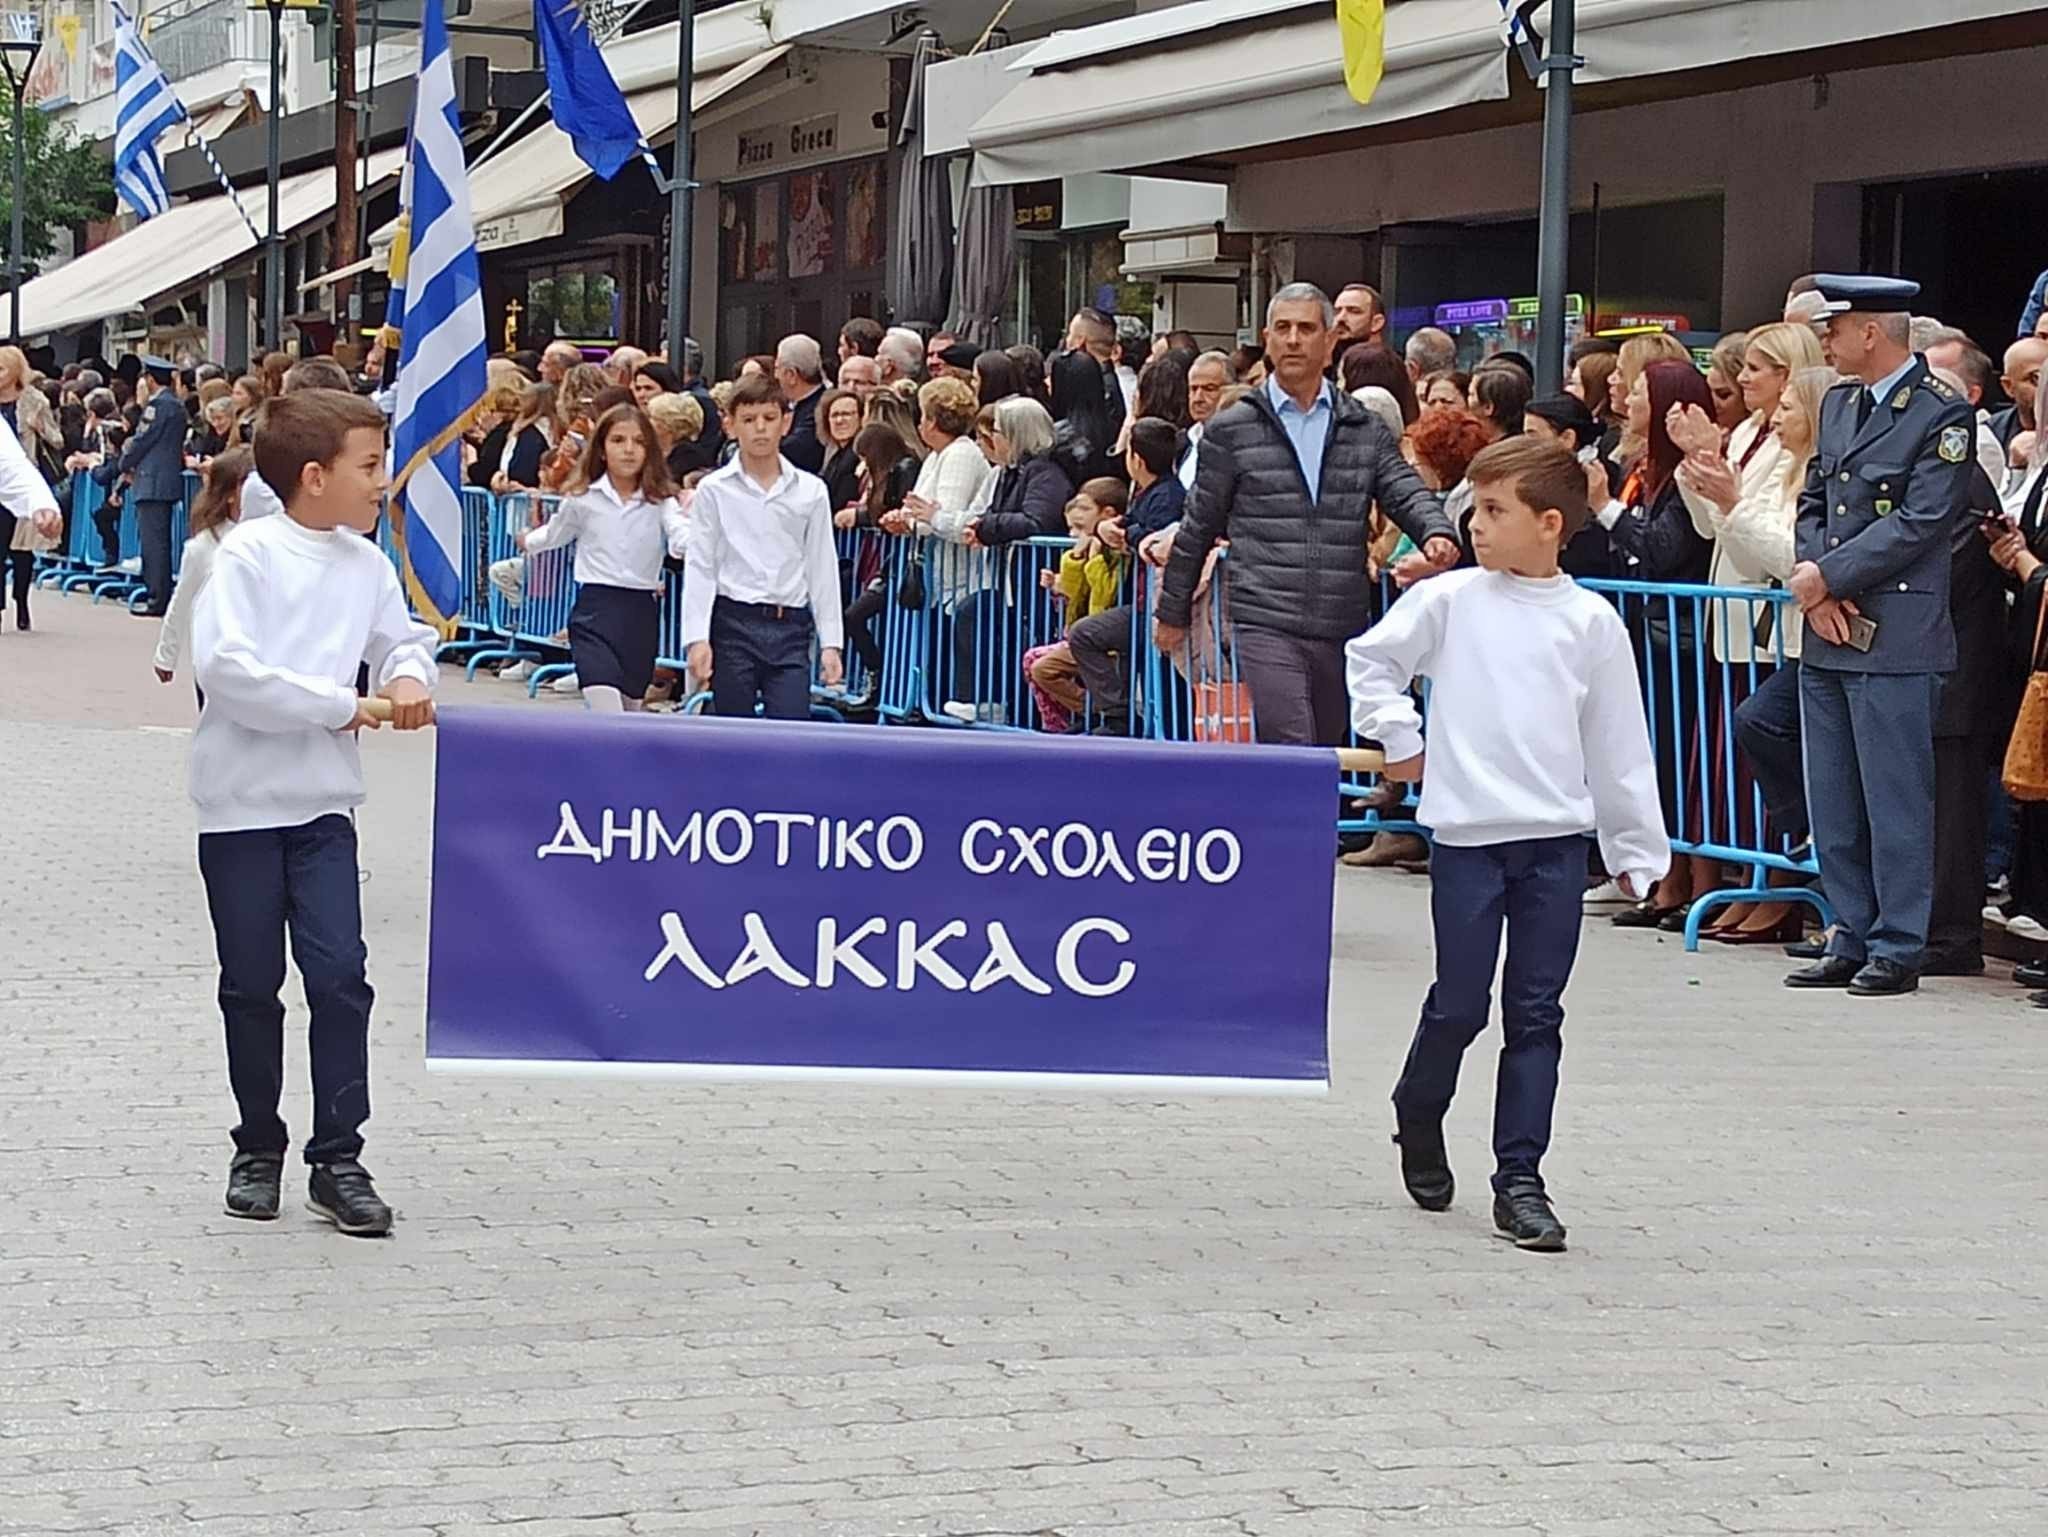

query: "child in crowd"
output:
680 375 844 721
189 389 438 1237
1023 477 1128 733
153 447 250 698
517 403 688 713
1066 419 1186 736
1344 436 1668 1253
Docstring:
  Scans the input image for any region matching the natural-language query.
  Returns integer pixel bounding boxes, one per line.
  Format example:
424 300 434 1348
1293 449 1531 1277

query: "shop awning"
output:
405 44 795 256
962 0 1509 185
2 147 406 338
961 0 2048 185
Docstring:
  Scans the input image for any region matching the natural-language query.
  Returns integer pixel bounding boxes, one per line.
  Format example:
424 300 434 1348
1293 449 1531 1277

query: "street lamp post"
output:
264 0 285 351
0 10 43 347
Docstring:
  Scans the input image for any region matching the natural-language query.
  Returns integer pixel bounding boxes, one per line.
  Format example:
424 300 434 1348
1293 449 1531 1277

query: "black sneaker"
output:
307 1161 393 1236
1492 1183 1567 1251
224 1151 284 1220
1393 1117 1454 1211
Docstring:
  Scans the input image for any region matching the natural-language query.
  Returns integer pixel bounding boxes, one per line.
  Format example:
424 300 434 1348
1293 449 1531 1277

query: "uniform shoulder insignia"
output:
1924 374 1957 399
1937 423 1971 464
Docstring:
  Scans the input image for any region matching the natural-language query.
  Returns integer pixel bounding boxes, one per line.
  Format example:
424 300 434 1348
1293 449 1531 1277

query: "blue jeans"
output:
198 814 374 1165
1392 835 1586 1193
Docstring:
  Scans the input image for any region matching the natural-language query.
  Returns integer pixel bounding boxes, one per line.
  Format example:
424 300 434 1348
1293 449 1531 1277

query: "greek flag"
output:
387 0 488 629
112 3 185 219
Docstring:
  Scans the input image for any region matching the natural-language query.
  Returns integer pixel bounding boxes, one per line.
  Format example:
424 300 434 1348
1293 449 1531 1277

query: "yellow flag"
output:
53 14 80 57
1337 0 1385 105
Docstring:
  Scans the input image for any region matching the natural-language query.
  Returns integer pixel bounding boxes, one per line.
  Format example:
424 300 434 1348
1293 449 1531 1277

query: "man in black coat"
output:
118 357 188 617
1152 283 1459 746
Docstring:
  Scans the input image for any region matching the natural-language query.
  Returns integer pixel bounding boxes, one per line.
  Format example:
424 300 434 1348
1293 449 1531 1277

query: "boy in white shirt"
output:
681 374 843 720
1346 436 1668 1252
190 389 438 1236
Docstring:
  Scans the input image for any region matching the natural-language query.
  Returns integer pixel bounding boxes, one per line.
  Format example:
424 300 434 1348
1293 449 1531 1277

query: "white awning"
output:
962 0 1510 185
3 147 406 338
382 44 796 256
961 0 2048 185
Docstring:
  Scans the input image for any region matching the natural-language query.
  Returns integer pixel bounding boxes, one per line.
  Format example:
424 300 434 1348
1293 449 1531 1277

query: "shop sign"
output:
1434 298 1509 326
1013 181 1062 231
1506 294 1585 319
737 114 840 172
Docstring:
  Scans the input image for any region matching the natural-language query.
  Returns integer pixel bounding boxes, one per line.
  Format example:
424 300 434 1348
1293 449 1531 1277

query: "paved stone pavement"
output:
4 595 2047 1537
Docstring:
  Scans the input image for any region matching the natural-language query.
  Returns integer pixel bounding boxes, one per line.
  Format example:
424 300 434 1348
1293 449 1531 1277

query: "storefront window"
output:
716 157 887 369
525 265 621 347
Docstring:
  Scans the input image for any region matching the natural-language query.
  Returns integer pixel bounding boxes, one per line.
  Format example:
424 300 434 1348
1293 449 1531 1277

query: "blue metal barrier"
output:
1579 577 1828 949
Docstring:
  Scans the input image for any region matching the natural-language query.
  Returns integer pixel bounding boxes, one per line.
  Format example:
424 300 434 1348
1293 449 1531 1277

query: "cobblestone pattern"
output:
2 600 2045 1535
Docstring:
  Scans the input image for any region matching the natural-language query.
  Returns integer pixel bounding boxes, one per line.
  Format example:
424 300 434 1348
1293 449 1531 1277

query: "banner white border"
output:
424 1058 1329 1097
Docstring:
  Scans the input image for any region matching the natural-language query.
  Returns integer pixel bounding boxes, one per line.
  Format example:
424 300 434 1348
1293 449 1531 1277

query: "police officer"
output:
1786 275 1975 996
118 356 187 617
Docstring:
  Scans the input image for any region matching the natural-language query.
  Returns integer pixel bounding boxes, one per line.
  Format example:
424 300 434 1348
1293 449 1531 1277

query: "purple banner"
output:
425 713 1335 1092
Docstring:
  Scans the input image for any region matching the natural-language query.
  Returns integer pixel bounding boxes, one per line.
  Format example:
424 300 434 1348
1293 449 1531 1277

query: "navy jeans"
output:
197 814 373 1165
1392 835 1586 1193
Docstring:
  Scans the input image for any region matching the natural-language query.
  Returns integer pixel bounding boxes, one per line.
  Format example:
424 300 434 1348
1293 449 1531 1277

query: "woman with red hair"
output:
1597 359 1718 929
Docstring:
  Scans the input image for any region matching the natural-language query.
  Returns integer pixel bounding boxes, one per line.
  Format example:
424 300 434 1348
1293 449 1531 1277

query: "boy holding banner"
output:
681 374 844 719
189 390 439 1237
1345 436 1668 1252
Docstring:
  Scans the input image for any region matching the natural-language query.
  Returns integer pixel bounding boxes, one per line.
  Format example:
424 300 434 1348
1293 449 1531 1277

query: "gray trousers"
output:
1800 666 1938 968
1235 624 1349 747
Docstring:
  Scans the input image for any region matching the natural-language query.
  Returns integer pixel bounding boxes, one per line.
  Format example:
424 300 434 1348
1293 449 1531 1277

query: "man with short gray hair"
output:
1405 326 1457 382
1155 282 1458 747
773 333 827 474
877 327 925 388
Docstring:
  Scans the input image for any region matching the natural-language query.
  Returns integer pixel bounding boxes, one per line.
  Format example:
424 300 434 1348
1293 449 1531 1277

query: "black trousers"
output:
845 581 887 675
1930 734 1994 967
1733 659 1809 845
710 597 813 721
1234 624 1349 746
137 498 175 614
0 510 31 620
197 814 373 1165
94 497 122 567
1393 836 1586 1194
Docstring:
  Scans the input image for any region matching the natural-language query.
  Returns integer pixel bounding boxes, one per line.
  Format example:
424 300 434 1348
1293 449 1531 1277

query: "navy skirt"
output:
568 583 661 697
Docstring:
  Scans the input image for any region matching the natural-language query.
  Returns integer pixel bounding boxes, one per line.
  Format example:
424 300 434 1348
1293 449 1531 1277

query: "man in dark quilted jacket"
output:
1153 283 1461 745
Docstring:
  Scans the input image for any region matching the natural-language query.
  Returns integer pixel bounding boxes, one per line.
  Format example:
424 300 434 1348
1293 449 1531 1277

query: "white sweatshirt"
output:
189 512 439 835
1345 567 1670 895
154 528 225 676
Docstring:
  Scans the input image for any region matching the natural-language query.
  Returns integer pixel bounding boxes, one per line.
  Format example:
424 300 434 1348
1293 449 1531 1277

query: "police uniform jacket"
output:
118 391 189 502
1795 359 1974 674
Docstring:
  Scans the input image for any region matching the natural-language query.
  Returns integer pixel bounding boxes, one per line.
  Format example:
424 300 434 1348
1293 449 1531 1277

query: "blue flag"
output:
533 0 642 180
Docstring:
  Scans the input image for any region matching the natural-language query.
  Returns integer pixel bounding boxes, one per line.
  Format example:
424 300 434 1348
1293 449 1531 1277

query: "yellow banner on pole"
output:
1337 0 1385 105
53 14 80 56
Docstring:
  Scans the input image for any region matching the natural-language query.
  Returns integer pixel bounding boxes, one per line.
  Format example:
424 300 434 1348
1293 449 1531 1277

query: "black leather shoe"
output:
1785 955 1861 989
1849 958 1919 996
307 1161 393 1236
1783 938 1828 960
224 1151 283 1220
2015 959 2048 988
1920 950 1984 978
1492 1183 1567 1251
1393 1118 1454 1212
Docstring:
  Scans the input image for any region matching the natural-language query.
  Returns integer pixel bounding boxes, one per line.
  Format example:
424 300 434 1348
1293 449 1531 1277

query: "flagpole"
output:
663 0 693 364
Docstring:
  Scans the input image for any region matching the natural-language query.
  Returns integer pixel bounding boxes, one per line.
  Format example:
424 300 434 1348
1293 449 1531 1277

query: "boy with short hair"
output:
1345 436 1668 1252
680 374 844 720
191 388 438 1236
1067 418 1185 736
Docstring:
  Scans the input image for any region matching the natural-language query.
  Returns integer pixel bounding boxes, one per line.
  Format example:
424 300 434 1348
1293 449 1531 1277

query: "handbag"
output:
2002 595 2048 801
895 549 926 610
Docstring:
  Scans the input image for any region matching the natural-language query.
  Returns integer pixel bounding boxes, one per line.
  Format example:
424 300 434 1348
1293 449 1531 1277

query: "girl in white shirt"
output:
153 448 250 699
518 403 688 712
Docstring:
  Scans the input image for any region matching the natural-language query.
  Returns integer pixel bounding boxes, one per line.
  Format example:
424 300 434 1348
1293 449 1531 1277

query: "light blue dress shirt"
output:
1867 355 1919 417
1265 374 1334 503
